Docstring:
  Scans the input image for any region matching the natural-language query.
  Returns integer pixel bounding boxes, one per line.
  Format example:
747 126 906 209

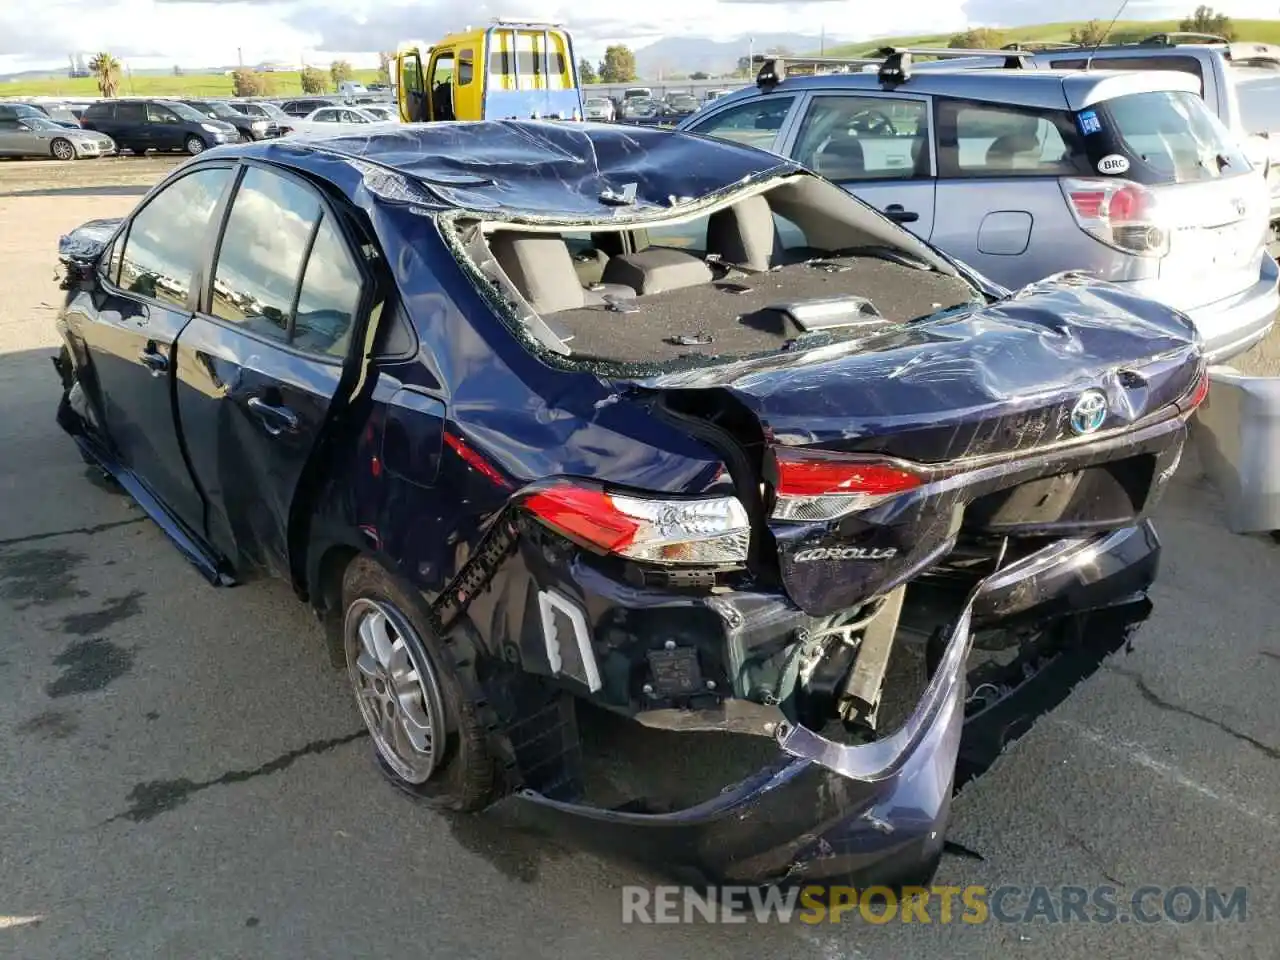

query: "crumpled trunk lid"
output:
630 276 1201 616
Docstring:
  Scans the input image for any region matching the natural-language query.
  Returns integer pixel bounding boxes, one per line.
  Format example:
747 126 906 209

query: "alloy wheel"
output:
345 598 446 784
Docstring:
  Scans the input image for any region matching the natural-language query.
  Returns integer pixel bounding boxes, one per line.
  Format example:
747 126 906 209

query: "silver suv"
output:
677 57 1278 362
908 35 1280 252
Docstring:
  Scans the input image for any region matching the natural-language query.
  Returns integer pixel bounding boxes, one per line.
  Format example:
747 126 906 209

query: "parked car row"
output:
0 102 115 160
0 89 399 161
583 87 735 126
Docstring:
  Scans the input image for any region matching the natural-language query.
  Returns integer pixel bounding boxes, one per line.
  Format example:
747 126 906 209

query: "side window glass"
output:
793 95 930 182
457 48 475 86
211 167 320 341
688 96 796 150
146 103 177 123
1239 82 1280 135
117 102 145 123
937 99 1082 177
118 167 231 307
292 215 363 358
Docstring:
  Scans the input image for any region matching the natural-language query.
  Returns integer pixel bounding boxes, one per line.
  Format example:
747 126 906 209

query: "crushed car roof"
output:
226 120 801 218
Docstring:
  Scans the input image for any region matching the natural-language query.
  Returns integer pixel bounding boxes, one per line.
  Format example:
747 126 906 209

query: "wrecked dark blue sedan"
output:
52 121 1207 888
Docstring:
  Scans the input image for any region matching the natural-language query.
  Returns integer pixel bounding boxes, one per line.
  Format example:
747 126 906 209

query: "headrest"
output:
814 135 865 181
488 231 587 314
984 133 1040 169
705 194 778 271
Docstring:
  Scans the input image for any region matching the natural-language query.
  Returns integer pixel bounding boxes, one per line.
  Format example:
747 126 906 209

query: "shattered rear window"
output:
454 186 982 376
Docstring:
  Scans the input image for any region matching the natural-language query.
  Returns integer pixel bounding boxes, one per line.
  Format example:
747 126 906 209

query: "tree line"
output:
947 6 1239 51
82 7 1240 104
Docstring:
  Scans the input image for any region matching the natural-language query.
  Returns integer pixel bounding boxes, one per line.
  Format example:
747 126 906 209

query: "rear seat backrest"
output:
705 194 780 271
488 230 591 314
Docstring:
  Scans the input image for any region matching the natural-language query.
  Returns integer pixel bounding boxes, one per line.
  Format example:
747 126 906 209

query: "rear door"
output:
781 91 936 239
174 162 371 576
930 95 1097 290
82 163 236 529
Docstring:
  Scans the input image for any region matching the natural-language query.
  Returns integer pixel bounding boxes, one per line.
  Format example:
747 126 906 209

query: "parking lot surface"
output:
2 157 1279 959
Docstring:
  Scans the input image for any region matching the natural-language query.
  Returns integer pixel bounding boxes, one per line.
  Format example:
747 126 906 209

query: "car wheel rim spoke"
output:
346 599 444 784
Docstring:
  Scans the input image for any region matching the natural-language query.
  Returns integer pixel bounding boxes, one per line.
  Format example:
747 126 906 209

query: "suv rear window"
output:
1049 55 1206 96
1237 75 1280 134
1080 90 1253 184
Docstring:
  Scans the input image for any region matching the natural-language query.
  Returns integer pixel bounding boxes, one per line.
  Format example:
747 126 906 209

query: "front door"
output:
84 163 236 529
783 92 937 240
174 163 369 576
398 51 428 122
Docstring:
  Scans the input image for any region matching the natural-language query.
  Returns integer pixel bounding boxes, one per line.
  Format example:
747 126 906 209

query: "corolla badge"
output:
1069 389 1108 436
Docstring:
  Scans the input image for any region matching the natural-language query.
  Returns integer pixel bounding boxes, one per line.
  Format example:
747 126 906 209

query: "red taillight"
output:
1184 370 1210 410
771 449 923 521
1061 177 1168 258
522 483 751 564
523 486 639 552
1067 189 1106 219
774 450 922 498
1107 184 1145 221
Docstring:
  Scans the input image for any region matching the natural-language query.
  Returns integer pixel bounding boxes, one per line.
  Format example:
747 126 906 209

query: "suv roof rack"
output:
1001 40 1077 51
489 17 566 28
1138 31 1227 46
754 46 1030 91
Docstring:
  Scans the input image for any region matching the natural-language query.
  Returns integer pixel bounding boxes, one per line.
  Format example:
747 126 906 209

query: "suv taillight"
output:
1061 177 1170 258
522 483 750 565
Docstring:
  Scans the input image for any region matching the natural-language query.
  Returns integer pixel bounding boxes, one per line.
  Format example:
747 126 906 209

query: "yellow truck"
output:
395 20 584 123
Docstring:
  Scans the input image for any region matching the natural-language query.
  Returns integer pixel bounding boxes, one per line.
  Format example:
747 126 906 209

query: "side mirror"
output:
58 258 98 292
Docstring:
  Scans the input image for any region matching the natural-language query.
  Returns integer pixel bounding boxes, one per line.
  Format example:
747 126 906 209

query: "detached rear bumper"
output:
511 522 1159 887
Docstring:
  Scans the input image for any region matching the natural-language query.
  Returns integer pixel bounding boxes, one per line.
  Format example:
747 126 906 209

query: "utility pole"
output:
237 47 243 67
820 26 825 55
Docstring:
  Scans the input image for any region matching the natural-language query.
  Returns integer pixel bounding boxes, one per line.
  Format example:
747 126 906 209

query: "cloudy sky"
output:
1 0 1275 75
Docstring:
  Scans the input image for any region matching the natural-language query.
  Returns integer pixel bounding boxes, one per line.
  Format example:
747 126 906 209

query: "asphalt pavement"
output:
2 157 1279 959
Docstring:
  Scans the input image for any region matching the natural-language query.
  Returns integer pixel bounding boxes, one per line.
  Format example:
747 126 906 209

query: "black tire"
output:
184 135 206 156
50 138 76 161
341 556 499 811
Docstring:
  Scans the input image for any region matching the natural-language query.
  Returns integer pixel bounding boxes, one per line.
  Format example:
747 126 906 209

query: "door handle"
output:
247 396 300 436
883 204 920 224
138 346 168 376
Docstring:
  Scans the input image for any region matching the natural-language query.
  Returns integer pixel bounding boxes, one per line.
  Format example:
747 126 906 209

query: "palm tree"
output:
88 52 121 98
